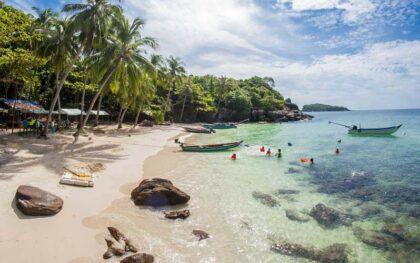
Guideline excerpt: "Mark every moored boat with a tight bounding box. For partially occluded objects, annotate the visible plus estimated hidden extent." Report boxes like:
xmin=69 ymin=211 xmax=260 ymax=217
xmin=183 ymin=126 xmax=214 ymax=134
xmin=202 ymin=123 xmax=237 ymax=129
xmin=179 ymin=141 xmax=243 ymax=152
xmin=348 ymin=125 xmax=402 ymax=135
xmin=329 ymin=121 xmax=402 ymax=135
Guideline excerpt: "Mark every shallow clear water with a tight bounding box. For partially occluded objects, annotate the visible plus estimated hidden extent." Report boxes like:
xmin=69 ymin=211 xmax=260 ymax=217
xmin=177 ymin=109 xmax=420 ymax=262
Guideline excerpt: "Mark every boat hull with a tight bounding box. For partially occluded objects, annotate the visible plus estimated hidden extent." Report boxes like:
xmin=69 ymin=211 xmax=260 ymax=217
xmin=183 ymin=127 xmax=213 ymax=134
xmin=181 ymin=141 xmax=242 ymax=152
xmin=348 ymin=125 xmax=402 ymax=135
xmin=202 ymin=123 xmax=237 ymax=129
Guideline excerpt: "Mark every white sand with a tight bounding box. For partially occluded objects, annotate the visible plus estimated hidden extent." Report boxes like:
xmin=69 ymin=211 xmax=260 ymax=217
xmin=0 ymin=125 xmax=182 ymax=263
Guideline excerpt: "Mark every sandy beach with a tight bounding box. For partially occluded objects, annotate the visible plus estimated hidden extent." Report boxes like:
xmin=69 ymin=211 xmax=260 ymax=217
xmin=0 ymin=125 xmax=184 ymax=262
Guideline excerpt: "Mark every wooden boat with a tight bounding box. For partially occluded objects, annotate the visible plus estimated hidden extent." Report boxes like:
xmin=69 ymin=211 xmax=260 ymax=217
xmin=180 ymin=141 xmax=243 ymax=152
xmin=183 ymin=126 xmax=214 ymax=134
xmin=329 ymin=121 xmax=402 ymax=135
xmin=202 ymin=123 xmax=237 ymax=129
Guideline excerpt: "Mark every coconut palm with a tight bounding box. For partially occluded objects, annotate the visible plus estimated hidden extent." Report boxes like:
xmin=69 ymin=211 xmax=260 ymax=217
xmin=62 ymin=0 xmax=123 ymax=54
xmin=74 ymin=16 xmax=156 ymax=137
xmin=164 ymin=56 xmax=185 ymax=117
xmin=36 ymin=18 xmax=78 ymax=135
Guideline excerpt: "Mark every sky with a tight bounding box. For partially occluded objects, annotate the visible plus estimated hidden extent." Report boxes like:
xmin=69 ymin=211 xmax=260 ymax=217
xmin=6 ymin=0 xmax=420 ymax=110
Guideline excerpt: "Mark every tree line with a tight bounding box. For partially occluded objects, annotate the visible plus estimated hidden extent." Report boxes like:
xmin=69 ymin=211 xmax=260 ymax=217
xmin=0 ymin=1 xmax=287 ymax=137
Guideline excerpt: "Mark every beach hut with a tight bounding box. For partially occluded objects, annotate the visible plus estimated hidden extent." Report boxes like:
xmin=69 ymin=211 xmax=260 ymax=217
xmin=91 ymin=110 xmax=111 ymax=124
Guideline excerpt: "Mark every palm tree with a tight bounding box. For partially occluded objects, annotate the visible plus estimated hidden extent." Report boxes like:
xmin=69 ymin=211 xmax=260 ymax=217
xmin=164 ymin=56 xmax=185 ymax=117
xmin=178 ymin=79 xmax=193 ymax=122
xmin=74 ymin=16 xmax=156 ymax=137
xmin=62 ymin=0 xmax=123 ymax=54
xmin=32 ymin=7 xmax=58 ymax=30
xmin=36 ymin=18 xmax=78 ymax=135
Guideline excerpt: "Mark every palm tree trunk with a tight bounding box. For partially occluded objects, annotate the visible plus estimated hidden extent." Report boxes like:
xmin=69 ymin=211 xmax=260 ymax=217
xmin=179 ymin=95 xmax=187 ymax=122
xmin=75 ymin=62 xmax=118 ymax=139
xmin=79 ymin=77 xmax=86 ymax=126
xmin=57 ymin=93 xmax=62 ymax=130
xmin=133 ymin=104 xmax=143 ymax=128
xmin=118 ymin=107 xmax=129 ymax=129
xmin=94 ymin=93 xmax=103 ymax=127
xmin=44 ymin=68 xmax=71 ymax=136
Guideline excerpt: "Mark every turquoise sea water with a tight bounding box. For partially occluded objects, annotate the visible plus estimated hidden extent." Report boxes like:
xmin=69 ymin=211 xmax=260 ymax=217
xmin=175 ymin=109 xmax=420 ymax=262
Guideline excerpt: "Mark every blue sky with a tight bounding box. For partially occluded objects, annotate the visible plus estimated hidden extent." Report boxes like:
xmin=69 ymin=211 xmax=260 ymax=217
xmin=6 ymin=0 xmax=420 ymax=109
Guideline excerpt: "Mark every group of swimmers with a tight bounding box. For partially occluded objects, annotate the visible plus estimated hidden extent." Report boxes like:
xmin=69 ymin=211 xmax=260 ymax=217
xmin=230 ymin=141 xmax=342 ymax=163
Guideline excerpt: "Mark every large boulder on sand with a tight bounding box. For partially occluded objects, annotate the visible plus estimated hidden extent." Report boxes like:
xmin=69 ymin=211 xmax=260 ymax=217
xmin=310 ymin=203 xmax=340 ymax=227
xmin=131 ymin=178 xmax=190 ymax=207
xmin=15 ymin=185 xmax=63 ymax=216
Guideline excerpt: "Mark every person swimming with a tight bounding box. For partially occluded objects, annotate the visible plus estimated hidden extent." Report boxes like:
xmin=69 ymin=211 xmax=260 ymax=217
xmin=230 ymin=153 xmax=237 ymax=160
xmin=266 ymin=148 xmax=272 ymax=156
xmin=310 ymin=158 xmax=314 ymax=165
xmin=277 ymin=149 xmax=282 ymax=158
xmin=288 ymin=142 xmax=293 ymax=146
xmin=337 ymin=139 xmax=342 ymax=143
xmin=336 ymin=148 xmax=340 ymax=155
xmin=260 ymin=146 xmax=265 ymax=152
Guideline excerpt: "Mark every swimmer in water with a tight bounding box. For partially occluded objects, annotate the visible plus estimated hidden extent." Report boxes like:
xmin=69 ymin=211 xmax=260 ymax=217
xmin=230 ymin=153 xmax=237 ymax=160
xmin=277 ymin=149 xmax=282 ymax=158
xmin=336 ymin=148 xmax=340 ymax=155
xmin=266 ymin=148 xmax=272 ymax=156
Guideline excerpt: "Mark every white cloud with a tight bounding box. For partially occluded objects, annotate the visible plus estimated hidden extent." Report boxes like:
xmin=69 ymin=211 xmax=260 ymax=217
xmin=188 ymin=41 xmax=420 ymax=110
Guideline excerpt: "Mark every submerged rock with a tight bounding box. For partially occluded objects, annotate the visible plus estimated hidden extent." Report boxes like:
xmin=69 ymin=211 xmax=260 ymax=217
xmin=275 ymin=189 xmax=300 ymax=195
xmin=353 ymin=227 xmax=395 ymax=250
xmin=15 ymin=185 xmax=63 ymax=216
xmin=131 ymin=178 xmax=190 ymax=207
xmin=252 ymin=192 xmax=279 ymax=207
xmin=285 ymin=209 xmax=310 ymax=222
xmin=271 ymin=240 xmax=348 ymax=263
xmin=310 ymin=203 xmax=340 ymax=227
xmin=382 ymin=224 xmax=410 ymax=241
xmin=164 ymin=209 xmax=190 ymax=220
xmin=192 ymin=230 xmax=210 ymax=241
xmin=120 ymin=253 xmax=154 ymax=263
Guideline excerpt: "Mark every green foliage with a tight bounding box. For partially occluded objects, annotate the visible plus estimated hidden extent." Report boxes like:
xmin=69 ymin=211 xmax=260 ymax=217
xmin=152 ymin=110 xmax=164 ymax=124
xmin=223 ymin=89 xmax=252 ymax=115
xmin=0 ymin=4 xmax=42 ymax=87
xmin=302 ymin=103 xmax=350 ymax=112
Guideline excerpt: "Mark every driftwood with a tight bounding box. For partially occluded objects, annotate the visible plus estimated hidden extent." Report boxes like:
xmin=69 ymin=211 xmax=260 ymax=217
xmin=108 ymin=227 xmax=138 ymax=253
xmin=103 ymin=238 xmax=126 ymax=259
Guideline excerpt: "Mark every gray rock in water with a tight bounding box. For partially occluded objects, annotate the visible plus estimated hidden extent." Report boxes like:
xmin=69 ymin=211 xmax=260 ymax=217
xmin=285 ymin=209 xmax=310 ymax=222
xmin=164 ymin=209 xmax=190 ymax=220
xmin=131 ymin=178 xmax=190 ymax=207
xmin=15 ymin=185 xmax=63 ymax=216
xmin=310 ymin=203 xmax=340 ymax=227
xmin=271 ymin=240 xmax=348 ymax=263
xmin=252 ymin=192 xmax=279 ymax=207
xmin=275 ymin=189 xmax=300 ymax=195
xmin=120 ymin=253 xmax=154 ymax=263
xmin=192 ymin=230 xmax=210 ymax=241
xmin=353 ymin=227 xmax=395 ymax=250
xmin=382 ymin=224 xmax=410 ymax=241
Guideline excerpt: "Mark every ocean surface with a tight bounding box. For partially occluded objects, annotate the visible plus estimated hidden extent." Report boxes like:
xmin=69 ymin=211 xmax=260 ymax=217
xmin=170 ymin=109 xmax=420 ymax=262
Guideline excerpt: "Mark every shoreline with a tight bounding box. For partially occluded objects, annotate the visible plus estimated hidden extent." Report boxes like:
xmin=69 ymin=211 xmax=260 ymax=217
xmin=82 ymin=131 xmax=243 ymax=262
xmin=0 ymin=125 xmax=183 ymax=262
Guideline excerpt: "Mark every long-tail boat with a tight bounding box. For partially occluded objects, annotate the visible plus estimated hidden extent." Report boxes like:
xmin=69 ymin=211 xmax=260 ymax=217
xmin=180 ymin=141 xmax=243 ymax=152
xmin=202 ymin=123 xmax=237 ymax=129
xmin=183 ymin=126 xmax=214 ymax=134
xmin=329 ymin=121 xmax=402 ymax=135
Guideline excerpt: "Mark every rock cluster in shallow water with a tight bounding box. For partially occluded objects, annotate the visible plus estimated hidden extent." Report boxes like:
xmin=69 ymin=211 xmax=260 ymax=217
xmin=310 ymin=203 xmax=340 ymax=227
xmin=271 ymin=240 xmax=348 ymax=263
xmin=252 ymin=191 xmax=279 ymax=207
